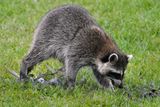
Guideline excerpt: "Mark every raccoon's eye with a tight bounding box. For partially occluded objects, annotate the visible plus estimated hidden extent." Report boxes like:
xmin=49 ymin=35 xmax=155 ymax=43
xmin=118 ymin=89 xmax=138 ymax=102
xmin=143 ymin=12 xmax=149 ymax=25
xmin=109 ymin=53 xmax=118 ymax=64
xmin=101 ymin=55 xmax=109 ymax=63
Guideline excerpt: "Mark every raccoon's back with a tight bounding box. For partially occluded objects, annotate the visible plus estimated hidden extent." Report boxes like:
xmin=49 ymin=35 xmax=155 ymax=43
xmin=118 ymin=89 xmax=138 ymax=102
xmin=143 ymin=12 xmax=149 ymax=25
xmin=34 ymin=5 xmax=95 ymax=44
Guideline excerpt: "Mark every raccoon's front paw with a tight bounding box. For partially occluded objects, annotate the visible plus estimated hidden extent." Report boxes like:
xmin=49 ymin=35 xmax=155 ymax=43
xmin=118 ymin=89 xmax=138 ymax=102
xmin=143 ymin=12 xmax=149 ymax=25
xmin=19 ymin=73 xmax=29 ymax=82
xmin=64 ymin=79 xmax=75 ymax=89
xmin=100 ymin=78 xmax=115 ymax=91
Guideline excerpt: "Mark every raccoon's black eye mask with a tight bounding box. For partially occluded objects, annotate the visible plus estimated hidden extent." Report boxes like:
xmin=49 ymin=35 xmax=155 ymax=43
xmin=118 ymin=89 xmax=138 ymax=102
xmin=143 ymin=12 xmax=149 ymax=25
xmin=106 ymin=71 xmax=122 ymax=80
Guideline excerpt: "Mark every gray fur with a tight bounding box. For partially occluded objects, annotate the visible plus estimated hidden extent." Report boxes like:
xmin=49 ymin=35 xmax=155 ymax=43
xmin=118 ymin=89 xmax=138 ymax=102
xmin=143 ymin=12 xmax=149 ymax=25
xmin=20 ymin=5 xmax=130 ymax=88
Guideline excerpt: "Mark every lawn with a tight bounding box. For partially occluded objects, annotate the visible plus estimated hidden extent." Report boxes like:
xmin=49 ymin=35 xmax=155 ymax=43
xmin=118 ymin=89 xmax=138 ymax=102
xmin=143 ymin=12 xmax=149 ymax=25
xmin=0 ymin=0 xmax=160 ymax=106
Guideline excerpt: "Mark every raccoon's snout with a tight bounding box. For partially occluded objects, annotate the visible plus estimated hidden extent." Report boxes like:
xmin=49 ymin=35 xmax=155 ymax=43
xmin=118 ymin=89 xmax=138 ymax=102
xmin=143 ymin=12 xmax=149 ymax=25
xmin=106 ymin=71 xmax=123 ymax=88
xmin=111 ymin=79 xmax=123 ymax=88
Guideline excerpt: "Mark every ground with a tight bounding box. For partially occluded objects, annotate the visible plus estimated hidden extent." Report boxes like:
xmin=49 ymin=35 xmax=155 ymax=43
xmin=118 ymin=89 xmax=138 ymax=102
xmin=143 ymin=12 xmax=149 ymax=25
xmin=0 ymin=0 xmax=160 ymax=106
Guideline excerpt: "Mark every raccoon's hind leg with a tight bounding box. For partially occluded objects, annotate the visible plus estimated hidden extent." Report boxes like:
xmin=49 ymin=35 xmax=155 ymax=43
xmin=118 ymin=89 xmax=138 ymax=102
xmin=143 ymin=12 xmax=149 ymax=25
xmin=20 ymin=46 xmax=52 ymax=80
xmin=64 ymin=58 xmax=80 ymax=88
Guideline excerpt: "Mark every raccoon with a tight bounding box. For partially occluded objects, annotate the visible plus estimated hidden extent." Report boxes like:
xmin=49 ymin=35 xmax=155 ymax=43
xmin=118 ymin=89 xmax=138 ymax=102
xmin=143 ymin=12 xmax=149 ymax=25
xmin=20 ymin=5 xmax=132 ymax=89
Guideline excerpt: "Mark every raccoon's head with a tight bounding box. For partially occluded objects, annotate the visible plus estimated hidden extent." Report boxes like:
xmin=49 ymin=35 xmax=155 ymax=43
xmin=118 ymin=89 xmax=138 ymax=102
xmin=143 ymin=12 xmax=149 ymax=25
xmin=96 ymin=52 xmax=133 ymax=88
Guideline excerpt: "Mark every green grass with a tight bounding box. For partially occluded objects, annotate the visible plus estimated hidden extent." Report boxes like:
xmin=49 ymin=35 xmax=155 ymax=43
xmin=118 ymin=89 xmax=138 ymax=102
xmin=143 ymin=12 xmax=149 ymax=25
xmin=0 ymin=0 xmax=160 ymax=106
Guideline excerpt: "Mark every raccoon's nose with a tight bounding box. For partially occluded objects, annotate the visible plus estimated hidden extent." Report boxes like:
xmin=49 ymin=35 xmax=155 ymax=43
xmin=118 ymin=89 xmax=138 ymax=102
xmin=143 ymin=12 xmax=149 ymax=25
xmin=111 ymin=79 xmax=123 ymax=88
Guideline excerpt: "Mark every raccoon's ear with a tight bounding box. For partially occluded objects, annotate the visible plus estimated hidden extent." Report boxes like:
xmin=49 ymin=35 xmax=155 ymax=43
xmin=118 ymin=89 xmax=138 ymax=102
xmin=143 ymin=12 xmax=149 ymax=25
xmin=109 ymin=53 xmax=118 ymax=64
xmin=127 ymin=55 xmax=133 ymax=61
xmin=91 ymin=25 xmax=104 ymax=35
